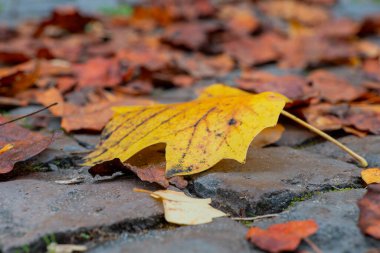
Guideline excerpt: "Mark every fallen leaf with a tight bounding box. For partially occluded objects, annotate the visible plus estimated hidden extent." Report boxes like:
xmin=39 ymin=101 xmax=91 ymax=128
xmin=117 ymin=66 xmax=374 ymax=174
xmin=162 ymin=22 xmax=218 ymax=50
xmin=279 ymin=35 xmax=357 ymax=69
xmin=84 ymin=84 xmax=288 ymax=177
xmin=358 ymin=184 xmax=380 ymax=239
xmin=36 ymin=88 xmax=152 ymax=132
xmin=139 ymin=189 xmax=227 ymax=225
xmin=0 ymin=117 xmax=53 ymax=174
xmin=236 ymin=70 xmax=313 ymax=101
xmin=246 ymin=220 xmax=319 ymax=253
xmin=0 ymin=61 xmax=40 ymax=96
xmin=47 ymin=243 xmax=87 ymax=253
xmin=33 ymin=6 xmax=96 ymax=37
xmin=174 ymin=53 xmax=234 ymax=79
xmin=258 ymin=0 xmax=330 ymax=26
xmin=363 ymin=59 xmax=380 ymax=82
xmin=307 ymin=70 xmax=364 ymax=103
xmin=223 ymin=33 xmax=284 ymax=67
xmin=74 ymin=57 xmax=124 ymax=89
xmin=219 ymin=4 xmax=259 ymax=35
xmin=89 ymin=145 xmax=188 ymax=189
xmin=361 ymin=168 xmax=380 ymax=185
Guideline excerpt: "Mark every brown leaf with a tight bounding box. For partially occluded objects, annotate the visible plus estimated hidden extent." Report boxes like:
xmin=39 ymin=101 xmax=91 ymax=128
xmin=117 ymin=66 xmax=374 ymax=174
xmin=307 ymin=70 xmax=364 ymax=103
xmin=246 ymin=220 xmax=319 ymax=253
xmin=358 ymin=184 xmax=380 ymax=239
xmin=33 ymin=6 xmax=96 ymax=37
xmin=279 ymin=35 xmax=357 ymax=69
xmin=258 ymin=0 xmax=330 ymax=26
xmin=0 ymin=117 xmax=53 ymax=174
xmin=344 ymin=104 xmax=380 ymax=135
xmin=74 ymin=57 xmax=124 ymax=89
xmin=163 ymin=22 xmax=219 ymax=50
xmin=223 ymin=33 xmax=284 ymax=67
xmin=0 ymin=61 xmax=40 ymax=96
xmin=174 ymin=53 xmax=234 ymax=79
xmin=363 ymin=59 xmax=380 ymax=82
xmin=236 ymin=70 xmax=313 ymax=101
xmin=89 ymin=145 xmax=188 ymax=189
xmin=219 ymin=4 xmax=259 ymax=35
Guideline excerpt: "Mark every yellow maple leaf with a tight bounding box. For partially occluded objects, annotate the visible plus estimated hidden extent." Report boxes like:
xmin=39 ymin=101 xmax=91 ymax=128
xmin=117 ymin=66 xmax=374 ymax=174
xmin=84 ymin=84 xmax=289 ymax=177
xmin=361 ymin=168 xmax=380 ymax=185
xmin=135 ymin=188 xmax=227 ymax=225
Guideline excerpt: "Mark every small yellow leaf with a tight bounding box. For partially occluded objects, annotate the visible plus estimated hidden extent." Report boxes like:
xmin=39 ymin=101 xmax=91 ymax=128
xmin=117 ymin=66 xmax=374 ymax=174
xmin=151 ymin=189 xmax=227 ymax=225
xmin=361 ymin=168 xmax=380 ymax=184
xmin=0 ymin=144 xmax=14 ymax=155
xmin=84 ymin=84 xmax=289 ymax=177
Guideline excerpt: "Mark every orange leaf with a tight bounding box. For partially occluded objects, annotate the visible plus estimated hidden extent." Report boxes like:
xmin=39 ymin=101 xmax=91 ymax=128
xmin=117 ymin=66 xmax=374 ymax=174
xmin=246 ymin=220 xmax=319 ymax=253
xmin=361 ymin=168 xmax=380 ymax=185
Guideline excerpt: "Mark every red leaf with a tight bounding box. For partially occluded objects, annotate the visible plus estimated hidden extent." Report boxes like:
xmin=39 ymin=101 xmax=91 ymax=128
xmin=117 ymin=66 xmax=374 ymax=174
xmin=246 ymin=220 xmax=319 ymax=253
xmin=358 ymin=184 xmax=380 ymax=239
xmin=0 ymin=117 xmax=53 ymax=174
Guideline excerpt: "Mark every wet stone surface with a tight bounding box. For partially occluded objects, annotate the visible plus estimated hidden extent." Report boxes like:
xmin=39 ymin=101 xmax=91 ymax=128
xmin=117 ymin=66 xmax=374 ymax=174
xmin=304 ymin=135 xmax=380 ymax=167
xmin=89 ymin=218 xmax=255 ymax=253
xmin=0 ymin=171 xmax=163 ymax=253
xmin=254 ymin=189 xmax=380 ymax=253
xmin=191 ymin=146 xmax=362 ymax=216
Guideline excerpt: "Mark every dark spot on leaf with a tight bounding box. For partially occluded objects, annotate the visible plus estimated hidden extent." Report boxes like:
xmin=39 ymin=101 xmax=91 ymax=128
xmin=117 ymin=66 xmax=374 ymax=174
xmin=228 ymin=118 xmax=237 ymax=125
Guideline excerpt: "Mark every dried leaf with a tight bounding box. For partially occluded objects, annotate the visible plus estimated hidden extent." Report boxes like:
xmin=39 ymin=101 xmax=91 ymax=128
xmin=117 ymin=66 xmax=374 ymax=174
xmin=259 ymin=0 xmax=330 ymax=26
xmin=0 ymin=61 xmax=40 ymax=96
xmin=358 ymin=184 xmax=380 ymax=240
xmin=246 ymin=220 xmax=319 ymax=253
xmin=89 ymin=146 xmax=188 ymax=189
xmin=145 ymin=189 xmax=227 ymax=225
xmin=74 ymin=57 xmax=124 ymax=89
xmin=307 ymin=70 xmax=364 ymax=103
xmin=84 ymin=84 xmax=288 ymax=177
xmin=0 ymin=117 xmax=53 ymax=174
xmin=34 ymin=6 xmax=96 ymax=37
xmin=236 ymin=70 xmax=313 ymax=101
xmin=361 ymin=168 xmax=380 ymax=185
xmin=223 ymin=33 xmax=284 ymax=67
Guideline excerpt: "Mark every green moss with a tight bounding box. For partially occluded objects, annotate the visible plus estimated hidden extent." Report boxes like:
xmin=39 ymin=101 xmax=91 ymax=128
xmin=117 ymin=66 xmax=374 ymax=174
xmin=79 ymin=232 xmax=91 ymax=240
xmin=239 ymin=220 xmax=254 ymax=228
xmin=42 ymin=234 xmax=56 ymax=246
xmin=288 ymin=192 xmax=315 ymax=208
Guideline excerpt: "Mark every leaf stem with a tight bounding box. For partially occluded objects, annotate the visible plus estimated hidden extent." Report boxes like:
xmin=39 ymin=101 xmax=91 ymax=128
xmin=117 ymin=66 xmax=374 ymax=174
xmin=304 ymin=237 xmax=323 ymax=253
xmin=281 ymin=110 xmax=368 ymax=168
xmin=0 ymin=102 xmax=58 ymax=127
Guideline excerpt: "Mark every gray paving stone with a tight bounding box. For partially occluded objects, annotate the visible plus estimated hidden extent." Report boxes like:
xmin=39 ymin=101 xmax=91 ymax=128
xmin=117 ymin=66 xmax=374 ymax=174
xmin=254 ymin=189 xmax=380 ymax=253
xmin=191 ymin=147 xmax=362 ymax=217
xmin=0 ymin=172 xmax=163 ymax=253
xmin=89 ymin=218 xmax=255 ymax=253
xmin=304 ymin=135 xmax=380 ymax=167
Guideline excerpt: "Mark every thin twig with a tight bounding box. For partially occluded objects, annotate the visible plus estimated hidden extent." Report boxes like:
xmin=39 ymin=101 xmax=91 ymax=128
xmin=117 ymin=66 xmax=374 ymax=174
xmin=232 ymin=213 xmax=279 ymax=221
xmin=0 ymin=102 xmax=58 ymax=127
xmin=281 ymin=110 xmax=368 ymax=168
xmin=304 ymin=237 xmax=323 ymax=253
